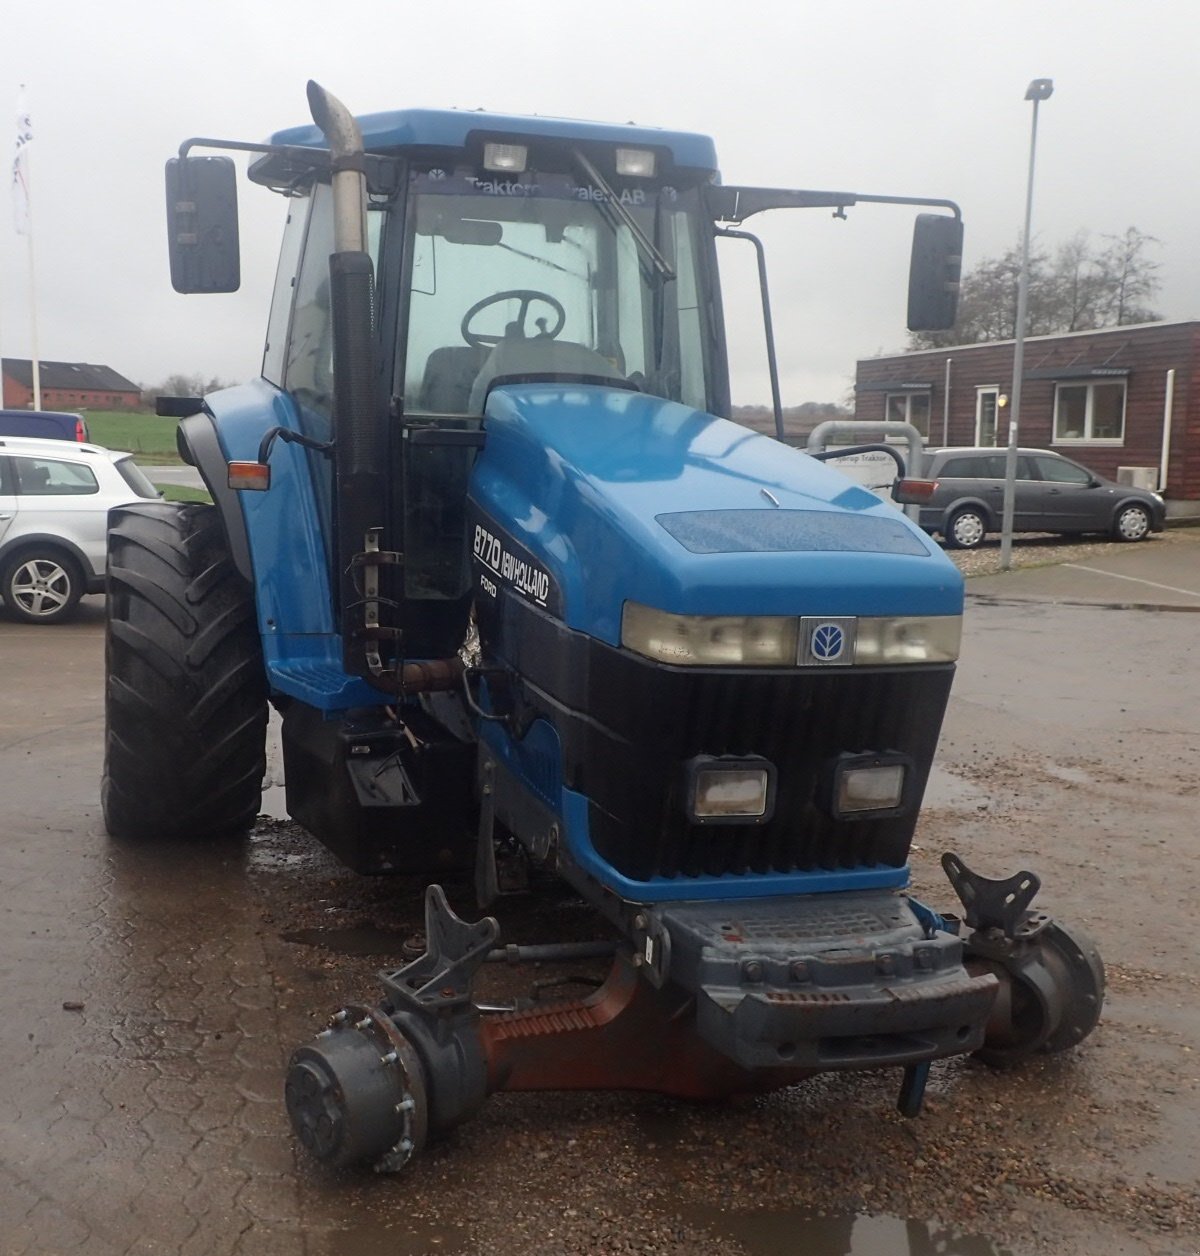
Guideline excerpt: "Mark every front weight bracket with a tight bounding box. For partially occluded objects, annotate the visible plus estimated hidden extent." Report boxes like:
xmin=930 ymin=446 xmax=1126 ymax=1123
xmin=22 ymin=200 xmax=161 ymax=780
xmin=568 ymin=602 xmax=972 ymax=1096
xmin=942 ymin=852 xmax=1050 ymax=941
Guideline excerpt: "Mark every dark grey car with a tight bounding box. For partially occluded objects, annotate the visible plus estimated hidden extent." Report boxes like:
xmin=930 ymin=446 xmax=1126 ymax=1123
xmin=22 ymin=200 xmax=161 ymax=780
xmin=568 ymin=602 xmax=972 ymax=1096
xmin=917 ymin=447 xmax=1166 ymax=549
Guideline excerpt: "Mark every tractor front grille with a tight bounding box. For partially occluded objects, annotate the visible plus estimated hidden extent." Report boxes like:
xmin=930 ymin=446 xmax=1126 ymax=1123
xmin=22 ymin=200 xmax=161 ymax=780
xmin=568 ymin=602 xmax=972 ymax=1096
xmin=491 ymin=596 xmax=955 ymax=889
xmin=580 ymin=666 xmax=954 ymax=883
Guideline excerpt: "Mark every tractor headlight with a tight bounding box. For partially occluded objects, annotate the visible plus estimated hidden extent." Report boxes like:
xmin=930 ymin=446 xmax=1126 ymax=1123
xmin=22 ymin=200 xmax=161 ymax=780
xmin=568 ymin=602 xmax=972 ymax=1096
xmin=686 ymin=756 xmax=776 ymax=824
xmin=853 ymin=615 xmax=961 ymax=665
xmin=622 ymin=603 xmax=798 ymax=666
xmin=825 ymin=752 xmax=911 ymax=819
xmin=622 ymin=603 xmax=960 ymax=668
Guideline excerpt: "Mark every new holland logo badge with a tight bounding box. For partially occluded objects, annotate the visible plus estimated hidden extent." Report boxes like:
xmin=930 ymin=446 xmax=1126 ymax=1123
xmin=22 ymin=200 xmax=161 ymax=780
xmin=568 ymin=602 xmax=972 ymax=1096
xmin=800 ymin=617 xmax=857 ymax=666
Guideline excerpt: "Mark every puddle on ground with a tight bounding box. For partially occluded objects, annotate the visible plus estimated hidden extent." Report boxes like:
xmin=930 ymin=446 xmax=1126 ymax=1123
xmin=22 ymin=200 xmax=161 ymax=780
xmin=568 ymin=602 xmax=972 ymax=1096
xmin=313 ymin=1218 xmax=466 ymax=1255
xmin=689 ymin=1205 xmax=1012 ymax=1256
xmin=282 ymin=924 xmax=413 ymax=956
xmin=921 ymin=765 xmax=992 ymax=811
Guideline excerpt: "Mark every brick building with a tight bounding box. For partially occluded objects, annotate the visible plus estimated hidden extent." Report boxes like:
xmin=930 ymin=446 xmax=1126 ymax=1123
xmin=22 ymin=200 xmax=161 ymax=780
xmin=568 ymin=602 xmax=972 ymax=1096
xmin=854 ymin=320 xmax=1200 ymax=514
xmin=1 ymin=358 xmax=141 ymax=411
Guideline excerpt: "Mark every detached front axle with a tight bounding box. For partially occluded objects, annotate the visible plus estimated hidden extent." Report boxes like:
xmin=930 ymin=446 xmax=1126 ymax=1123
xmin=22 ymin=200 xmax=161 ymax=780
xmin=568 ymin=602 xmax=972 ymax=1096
xmin=286 ymin=859 xmax=1104 ymax=1172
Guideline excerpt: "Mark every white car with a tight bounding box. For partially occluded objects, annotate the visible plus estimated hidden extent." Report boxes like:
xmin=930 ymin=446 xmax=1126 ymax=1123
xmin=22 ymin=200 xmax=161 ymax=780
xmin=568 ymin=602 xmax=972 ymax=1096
xmin=0 ymin=436 xmax=161 ymax=624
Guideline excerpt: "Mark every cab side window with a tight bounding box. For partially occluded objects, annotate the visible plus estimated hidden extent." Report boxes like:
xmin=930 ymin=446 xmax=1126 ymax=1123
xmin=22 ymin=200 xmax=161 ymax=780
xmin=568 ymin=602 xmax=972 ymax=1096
xmin=284 ymin=184 xmax=386 ymax=430
xmin=284 ymin=183 xmax=337 ymax=427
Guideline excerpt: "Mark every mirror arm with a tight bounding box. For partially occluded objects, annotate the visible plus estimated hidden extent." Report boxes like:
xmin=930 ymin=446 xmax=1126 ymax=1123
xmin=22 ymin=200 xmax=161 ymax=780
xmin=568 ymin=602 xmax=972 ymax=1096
xmin=846 ymin=193 xmax=961 ymax=220
xmin=179 ymin=136 xmax=324 ymax=164
xmin=712 ymin=185 xmax=961 ymax=225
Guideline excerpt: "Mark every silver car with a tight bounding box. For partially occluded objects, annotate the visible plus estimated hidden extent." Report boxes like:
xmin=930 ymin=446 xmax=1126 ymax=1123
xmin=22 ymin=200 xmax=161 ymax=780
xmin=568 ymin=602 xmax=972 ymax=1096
xmin=917 ymin=446 xmax=1166 ymax=550
xmin=0 ymin=436 xmax=160 ymax=623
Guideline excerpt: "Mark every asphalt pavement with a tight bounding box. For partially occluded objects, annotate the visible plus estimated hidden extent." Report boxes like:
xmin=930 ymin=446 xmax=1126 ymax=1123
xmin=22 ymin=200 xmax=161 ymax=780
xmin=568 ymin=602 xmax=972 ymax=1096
xmin=1 ymin=533 xmax=1197 ymax=1256
xmin=964 ymin=530 xmax=1200 ymax=608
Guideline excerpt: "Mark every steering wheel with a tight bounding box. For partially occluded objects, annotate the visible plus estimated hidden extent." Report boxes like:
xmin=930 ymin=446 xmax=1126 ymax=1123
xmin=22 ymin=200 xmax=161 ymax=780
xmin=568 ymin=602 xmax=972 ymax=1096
xmin=461 ymin=289 xmax=566 ymax=348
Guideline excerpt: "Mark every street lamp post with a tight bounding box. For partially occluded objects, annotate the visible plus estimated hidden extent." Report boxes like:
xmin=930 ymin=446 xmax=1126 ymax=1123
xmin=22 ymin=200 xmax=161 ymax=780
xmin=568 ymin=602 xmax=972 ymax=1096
xmin=999 ymin=77 xmax=1054 ymax=570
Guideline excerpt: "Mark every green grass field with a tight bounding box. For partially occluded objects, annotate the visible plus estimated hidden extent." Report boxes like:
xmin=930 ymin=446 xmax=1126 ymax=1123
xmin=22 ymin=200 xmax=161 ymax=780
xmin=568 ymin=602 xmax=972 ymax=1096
xmin=84 ymin=411 xmax=182 ymax=464
xmin=157 ymin=484 xmax=213 ymax=504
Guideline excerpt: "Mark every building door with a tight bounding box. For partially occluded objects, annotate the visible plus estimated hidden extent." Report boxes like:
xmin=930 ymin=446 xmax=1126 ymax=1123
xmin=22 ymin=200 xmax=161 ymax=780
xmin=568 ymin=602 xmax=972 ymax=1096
xmin=975 ymin=388 xmax=1000 ymax=446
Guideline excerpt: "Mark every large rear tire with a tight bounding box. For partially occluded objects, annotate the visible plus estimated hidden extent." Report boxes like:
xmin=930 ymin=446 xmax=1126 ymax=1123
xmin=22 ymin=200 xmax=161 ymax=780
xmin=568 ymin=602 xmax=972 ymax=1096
xmin=102 ymin=502 xmax=268 ymax=840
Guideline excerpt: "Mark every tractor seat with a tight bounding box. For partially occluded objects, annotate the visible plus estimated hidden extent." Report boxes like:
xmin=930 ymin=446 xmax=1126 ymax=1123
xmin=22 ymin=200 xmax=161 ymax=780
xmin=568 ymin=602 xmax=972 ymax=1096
xmin=417 ymin=346 xmax=490 ymax=415
xmin=467 ymin=337 xmax=624 ymax=412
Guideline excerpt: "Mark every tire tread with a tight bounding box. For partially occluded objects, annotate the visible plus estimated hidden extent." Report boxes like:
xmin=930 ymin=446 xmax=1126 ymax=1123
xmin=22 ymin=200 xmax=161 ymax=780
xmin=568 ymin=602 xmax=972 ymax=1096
xmin=102 ymin=502 xmax=267 ymax=840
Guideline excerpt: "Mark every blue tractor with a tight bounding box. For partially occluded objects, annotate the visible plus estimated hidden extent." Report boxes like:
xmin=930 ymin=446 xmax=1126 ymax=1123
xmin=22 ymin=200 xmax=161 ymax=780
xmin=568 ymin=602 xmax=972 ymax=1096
xmin=103 ymin=83 xmax=1103 ymax=1170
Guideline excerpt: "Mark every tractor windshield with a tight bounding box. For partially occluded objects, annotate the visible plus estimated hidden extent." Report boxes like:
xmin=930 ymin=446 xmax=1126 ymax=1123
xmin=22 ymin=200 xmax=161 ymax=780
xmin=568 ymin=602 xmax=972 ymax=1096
xmin=400 ymin=167 xmax=716 ymax=416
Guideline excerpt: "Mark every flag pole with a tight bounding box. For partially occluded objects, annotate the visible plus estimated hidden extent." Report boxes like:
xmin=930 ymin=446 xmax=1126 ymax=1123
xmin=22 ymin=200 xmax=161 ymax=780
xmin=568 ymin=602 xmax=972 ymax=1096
xmin=25 ymin=184 xmax=41 ymax=411
xmin=13 ymin=85 xmax=41 ymax=410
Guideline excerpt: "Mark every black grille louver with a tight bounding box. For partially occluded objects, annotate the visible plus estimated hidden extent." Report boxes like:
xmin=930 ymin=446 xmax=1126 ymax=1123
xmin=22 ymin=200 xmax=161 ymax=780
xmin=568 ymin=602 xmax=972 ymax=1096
xmin=489 ymin=595 xmax=954 ymax=886
xmin=584 ymin=668 xmax=952 ymax=882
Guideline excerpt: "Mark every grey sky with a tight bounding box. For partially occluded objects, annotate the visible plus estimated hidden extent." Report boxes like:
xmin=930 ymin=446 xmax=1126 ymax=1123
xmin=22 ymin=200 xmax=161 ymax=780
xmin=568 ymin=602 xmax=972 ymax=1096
xmin=1 ymin=0 xmax=1196 ymax=406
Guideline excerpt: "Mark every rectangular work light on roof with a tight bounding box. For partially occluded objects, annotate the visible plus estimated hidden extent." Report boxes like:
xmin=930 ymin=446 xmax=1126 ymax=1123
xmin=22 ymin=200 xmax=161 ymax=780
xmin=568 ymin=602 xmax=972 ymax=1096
xmin=615 ymin=148 xmax=656 ymax=178
xmin=482 ymin=143 xmax=528 ymax=173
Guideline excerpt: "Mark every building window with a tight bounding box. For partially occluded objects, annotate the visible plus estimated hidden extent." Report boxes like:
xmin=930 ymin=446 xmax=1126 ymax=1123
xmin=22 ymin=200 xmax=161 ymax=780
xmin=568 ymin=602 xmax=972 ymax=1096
xmin=1054 ymin=381 xmax=1125 ymax=443
xmin=885 ymin=391 xmax=930 ymax=437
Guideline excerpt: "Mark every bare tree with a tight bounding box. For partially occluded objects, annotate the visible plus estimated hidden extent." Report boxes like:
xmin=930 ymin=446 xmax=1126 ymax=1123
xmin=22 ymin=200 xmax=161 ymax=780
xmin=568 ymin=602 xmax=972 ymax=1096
xmin=1094 ymin=227 xmax=1161 ymax=326
xmin=140 ymin=372 xmax=237 ymax=405
xmin=1048 ymin=232 xmax=1104 ymax=332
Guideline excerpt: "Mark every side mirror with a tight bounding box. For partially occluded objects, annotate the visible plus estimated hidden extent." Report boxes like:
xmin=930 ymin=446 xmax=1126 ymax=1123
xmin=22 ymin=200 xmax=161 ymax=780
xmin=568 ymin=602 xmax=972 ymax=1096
xmin=907 ymin=214 xmax=963 ymax=331
xmin=165 ymin=156 xmax=240 ymax=293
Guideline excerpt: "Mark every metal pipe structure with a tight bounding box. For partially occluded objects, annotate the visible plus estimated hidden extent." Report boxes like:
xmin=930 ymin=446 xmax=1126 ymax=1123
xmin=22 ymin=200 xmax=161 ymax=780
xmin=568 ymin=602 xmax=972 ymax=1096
xmin=942 ymin=357 xmax=952 ymax=446
xmin=1160 ymin=368 xmax=1175 ymax=493
xmin=1000 ymin=78 xmax=1054 ymax=571
xmin=807 ymin=419 xmax=926 ymax=521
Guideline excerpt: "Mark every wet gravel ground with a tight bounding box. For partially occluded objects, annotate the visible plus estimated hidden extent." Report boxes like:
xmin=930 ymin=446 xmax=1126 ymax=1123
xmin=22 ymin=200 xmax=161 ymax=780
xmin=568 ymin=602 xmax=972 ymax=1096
xmin=3 ymin=532 xmax=1198 ymax=1256
xmin=941 ymin=525 xmax=1196 ymax=578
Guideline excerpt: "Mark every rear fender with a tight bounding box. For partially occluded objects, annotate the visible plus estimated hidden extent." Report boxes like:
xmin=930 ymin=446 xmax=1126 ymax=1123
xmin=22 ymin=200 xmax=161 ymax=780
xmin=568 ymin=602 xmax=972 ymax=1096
xmin=176 ymin=411 xmax=253 ymax=581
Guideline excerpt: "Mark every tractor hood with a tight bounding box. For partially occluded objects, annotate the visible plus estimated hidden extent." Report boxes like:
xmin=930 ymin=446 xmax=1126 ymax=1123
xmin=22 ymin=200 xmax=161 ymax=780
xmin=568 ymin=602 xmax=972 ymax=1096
xmin=469 ymin=384 xmax=962 ymax=647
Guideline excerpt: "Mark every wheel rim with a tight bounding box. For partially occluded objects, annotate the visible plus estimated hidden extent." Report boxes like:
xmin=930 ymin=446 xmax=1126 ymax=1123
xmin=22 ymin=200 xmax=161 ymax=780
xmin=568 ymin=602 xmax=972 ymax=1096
xmin=9 ymin=558 xmax=73 ymax=618
xmin=952 ymin=512 xmax=985 ymax=547
xmin=1117 ymin=507 xmax=1149 ymax=541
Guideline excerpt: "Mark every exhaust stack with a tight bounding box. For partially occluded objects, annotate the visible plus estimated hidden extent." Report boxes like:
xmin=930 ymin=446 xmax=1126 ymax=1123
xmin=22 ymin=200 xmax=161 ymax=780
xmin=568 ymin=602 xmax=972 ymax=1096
xmin=306 ymin=82 xmax=395 ymax=683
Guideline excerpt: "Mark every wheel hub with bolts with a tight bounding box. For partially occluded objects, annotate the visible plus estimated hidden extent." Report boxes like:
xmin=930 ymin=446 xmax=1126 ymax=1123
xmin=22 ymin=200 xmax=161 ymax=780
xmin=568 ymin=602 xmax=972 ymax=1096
xmin=285 ymin=1003 xmax=428 ymax=1171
